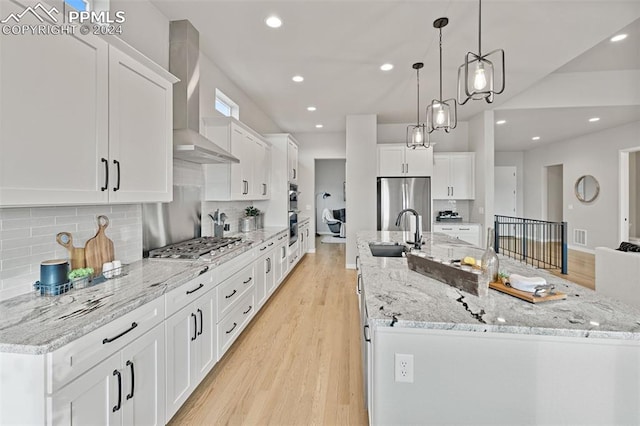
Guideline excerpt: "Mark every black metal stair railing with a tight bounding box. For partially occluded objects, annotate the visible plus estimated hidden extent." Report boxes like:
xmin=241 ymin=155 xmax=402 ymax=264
xmin=494 ymin=215 xmax=568 ymax=274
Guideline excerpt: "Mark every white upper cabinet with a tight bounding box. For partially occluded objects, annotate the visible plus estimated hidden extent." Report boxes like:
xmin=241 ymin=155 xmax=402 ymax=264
xmin=108 ymin=47 xmax=173 ymax=203
xmin=432 ymin=153 xmax=475 ymax=200
xmin=288 ymin=138 xmax=299 ymax=183
xmin=203 ymin=118 xmax=271 ymax=201
xmin=377 ymin=145 xmax=434 ymax=177
xmin=0 ymin=1 xmax=177 ymax=207
xmin=0 ymin=4 xmax=109 ymax=206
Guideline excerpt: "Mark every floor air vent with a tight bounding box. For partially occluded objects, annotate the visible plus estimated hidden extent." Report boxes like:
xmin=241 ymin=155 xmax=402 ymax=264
xmin=574 ymin=229 xmax=587 ymax=246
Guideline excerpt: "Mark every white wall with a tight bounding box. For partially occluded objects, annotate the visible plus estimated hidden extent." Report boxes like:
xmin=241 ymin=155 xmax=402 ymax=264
xmin=199 ymin=54 xmax=280 ymax=135
xmin=110 ymin=0 xmax=169 ymax=69
xmin=631 ymin=152 xmax=640 ymax=240
xmin=468 ymin=111 xmax=495 ymax=247
xmin=294 ymin=132 xmax=346 ymax=252
xmin=346 ymin=115 xmax=377 ymax=268
xmin=315 ymin=160 xmax=346 ymax=234
xmin=523 ymin=120 xmax=640 ymax=250
xmin=546 ymin=165 xmax=564 ymax=222
xmin=495 ymin=151 xmax=524 ymax=218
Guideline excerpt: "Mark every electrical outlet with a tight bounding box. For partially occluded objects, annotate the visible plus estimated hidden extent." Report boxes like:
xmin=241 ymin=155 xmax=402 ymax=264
xmin=395 ymin=353 xmax=414 ymax=383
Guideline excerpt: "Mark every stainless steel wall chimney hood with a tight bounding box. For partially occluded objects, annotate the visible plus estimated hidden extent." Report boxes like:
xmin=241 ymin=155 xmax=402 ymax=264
xmin=170 ymin=20 xmax=239 ymax=164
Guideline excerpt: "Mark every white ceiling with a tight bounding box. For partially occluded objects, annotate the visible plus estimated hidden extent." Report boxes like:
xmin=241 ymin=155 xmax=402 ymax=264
xmin=150 ymin=0 xmax=640 ymax=151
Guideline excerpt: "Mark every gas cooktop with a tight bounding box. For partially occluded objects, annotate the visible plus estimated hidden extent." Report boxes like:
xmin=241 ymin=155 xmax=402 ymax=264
xmin=148 ymin=236 xmax=252 ymax=260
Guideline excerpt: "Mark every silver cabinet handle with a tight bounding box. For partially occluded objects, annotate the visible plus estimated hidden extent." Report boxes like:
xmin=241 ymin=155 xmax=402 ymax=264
xmin=363 ymin=324 xmax=371 ymax=342
xmin=263 ymin=183 xmax=267 ymax=196
xmin=451 ymin=186 xmax=454 ymax=197
xmin=406 ymin=163 xmax=409 ymax=174
xmin=357 ymin=274 xmax=362 ymax=295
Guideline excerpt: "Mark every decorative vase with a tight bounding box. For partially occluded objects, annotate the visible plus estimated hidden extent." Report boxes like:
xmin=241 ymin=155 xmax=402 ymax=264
xmin=481 ymin=227 xmax=500 ymax=283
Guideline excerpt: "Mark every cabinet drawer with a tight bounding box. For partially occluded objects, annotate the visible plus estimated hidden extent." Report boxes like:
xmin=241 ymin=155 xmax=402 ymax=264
xmin=214 ymin=248 xmax=256 ymax=284
xmin=217 ymin=290 xmax=255 ymax=358
xmin=165 ymin=268 xmax=215 ymax=317
xmin=50 ymin=296 xmax=164 ymax=392
xmin=216 ymin=263 xmax=255 ymax=322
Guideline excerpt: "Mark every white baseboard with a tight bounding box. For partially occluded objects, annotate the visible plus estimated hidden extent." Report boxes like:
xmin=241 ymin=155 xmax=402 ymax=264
xmin=346 ymin=263 xmax=356 ymax=270
xmin=568 ymin=245 xmax=595 ymax=255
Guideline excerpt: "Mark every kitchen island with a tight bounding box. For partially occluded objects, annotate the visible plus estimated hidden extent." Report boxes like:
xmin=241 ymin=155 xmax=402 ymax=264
xmin=357 ymin=231 xmax=640 ymax=425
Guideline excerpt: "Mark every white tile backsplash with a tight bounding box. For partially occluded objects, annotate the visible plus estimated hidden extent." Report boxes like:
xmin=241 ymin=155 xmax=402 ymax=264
xmin=202 ymin=202 xmax=254 ymax=236
xmin=0 ymin=204 xmax=142 ymax=302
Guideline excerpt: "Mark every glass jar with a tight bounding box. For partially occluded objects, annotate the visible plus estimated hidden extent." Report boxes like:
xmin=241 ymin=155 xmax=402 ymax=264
xmin=481 ymin=227 xmax=500 ymax=283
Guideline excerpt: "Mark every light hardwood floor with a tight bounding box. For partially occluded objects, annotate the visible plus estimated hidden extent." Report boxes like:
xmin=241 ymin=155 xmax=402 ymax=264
xmin=168 ymin=238 xmax=368 ymax=425
xmin=549 ymin=249 xmax=595 ymax=290
xmin=498 ymin=237 xmax=595 ymax=289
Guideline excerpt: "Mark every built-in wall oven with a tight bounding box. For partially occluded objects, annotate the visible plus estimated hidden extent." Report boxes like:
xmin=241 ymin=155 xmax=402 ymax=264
xmin=289 ymin=211 xmax=298 ymax=246
xmin=289 ymin=183 xmax=299 ymax=211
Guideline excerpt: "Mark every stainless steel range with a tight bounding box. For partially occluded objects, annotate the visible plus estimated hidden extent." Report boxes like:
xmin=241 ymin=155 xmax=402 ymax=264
xmin=148 ymin=236 xmax=252 ymax=260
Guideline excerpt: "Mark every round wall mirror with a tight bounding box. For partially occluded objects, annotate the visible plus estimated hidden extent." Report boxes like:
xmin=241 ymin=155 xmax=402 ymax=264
xmin=575 ymin=175 xmax=600 ymax=203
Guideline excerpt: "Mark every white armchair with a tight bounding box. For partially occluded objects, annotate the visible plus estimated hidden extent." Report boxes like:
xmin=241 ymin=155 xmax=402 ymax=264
xmin=595 ymin=247 xmax=640 ymax=309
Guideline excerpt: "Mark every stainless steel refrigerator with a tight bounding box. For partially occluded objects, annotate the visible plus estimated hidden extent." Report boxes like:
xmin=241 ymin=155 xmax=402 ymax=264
xmin=377 ymin=177 xmax=431 ymax=232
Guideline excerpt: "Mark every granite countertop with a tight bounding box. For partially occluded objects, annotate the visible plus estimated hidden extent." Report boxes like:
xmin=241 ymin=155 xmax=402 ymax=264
xmin=299 ymin=216 xmax=310 ymax=225
xmin=0 ymin=227 xmax=288 ymax=355
xmin=358 ymin=231 xmax=640 ymax=341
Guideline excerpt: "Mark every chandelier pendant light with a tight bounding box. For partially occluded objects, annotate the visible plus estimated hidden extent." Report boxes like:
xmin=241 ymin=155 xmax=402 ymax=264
xmin=427 ymin=17 xmax=457 ymax=134
xmin=406 ymin=62 xmax=430 ymax=148
xmin=457 ymin=0 xmax=505 ymax=105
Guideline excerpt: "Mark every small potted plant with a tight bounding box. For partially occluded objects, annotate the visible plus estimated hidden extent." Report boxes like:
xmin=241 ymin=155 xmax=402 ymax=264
xmin=68 ymin=267 xmax=94 ymax=289
xmin=242 ymin=206 xmax=261 ymax=231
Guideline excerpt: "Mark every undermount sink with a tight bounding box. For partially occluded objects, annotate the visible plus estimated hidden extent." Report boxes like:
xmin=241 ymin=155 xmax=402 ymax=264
xmin=369 ymin=242 xmax=407 ymax=257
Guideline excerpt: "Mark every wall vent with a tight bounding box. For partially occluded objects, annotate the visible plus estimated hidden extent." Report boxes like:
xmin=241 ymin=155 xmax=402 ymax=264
xmin=574 ymin=229 xmax=587 ymax=246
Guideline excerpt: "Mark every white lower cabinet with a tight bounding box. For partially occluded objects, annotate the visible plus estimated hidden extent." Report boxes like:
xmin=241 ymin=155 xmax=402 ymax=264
xmin=218 ymin=290 xmax=255 ymax=356
xmin=298 ymin=221 xmax=310 ymax=258
xmin=255 ymin=242 xmax=276 ymax=310
xmin=0 ymin=231 xmax=303 ymax=426
xmin=51 ymin=352 xmax=122 ymax=425
xmin=273 ymin=235 xmax=289 ymax=289
xmin=433 ymin=224 xmax=481 ymax=246
xmin=165 ymin=287 xmax=217 ymax=421
xmin=51 ymin=322 xmax=165 ymax=426
xmin=215 ymin=263 xmax=256 ymax=359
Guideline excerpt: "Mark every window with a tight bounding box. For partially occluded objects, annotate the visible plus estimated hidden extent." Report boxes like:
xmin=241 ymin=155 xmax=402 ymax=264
xmin=215 ymin=89 xmax=239 ymax=119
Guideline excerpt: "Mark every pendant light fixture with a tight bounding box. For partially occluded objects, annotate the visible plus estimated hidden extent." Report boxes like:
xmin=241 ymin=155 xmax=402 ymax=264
xmin=406 ymin=62 xmax=429 ymax=148
xmin=427 ymin=17 xmax=457 ymax=133
xmin=457 ymin=0 xmax=505 ymax=104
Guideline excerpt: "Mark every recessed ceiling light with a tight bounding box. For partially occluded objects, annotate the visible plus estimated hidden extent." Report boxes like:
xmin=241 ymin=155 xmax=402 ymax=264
xmin=532 ymin=136 xmax=541 ymax=141
xmin=380 ymin=63 xmax=394 ymax=71
xmin=292 ymin=75 xmax=304 ymax=83
xmin=265 ymin=15 xmax=282 ymax=28
xmin=496 ymin=120 xmax=506 ymax=125
xmin=307 ymin=106 xmax=317 ymax=112
xmin=610 ymin=34 xmax=627 ymax=42
xmin=315 ymin=124 xmax=323 ymax=129
xmin=589 ymin=117 xmax=600 ymax=122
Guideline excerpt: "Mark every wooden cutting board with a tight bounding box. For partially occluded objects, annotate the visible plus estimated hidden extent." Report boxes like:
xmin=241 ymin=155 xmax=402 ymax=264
xmin=85 ymin=215 xmax=114 ymax=276
xmin=56 ymin=232 xmax=85 ymax=270
xmin=489 ymin=280 xmax=567 ymax=304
